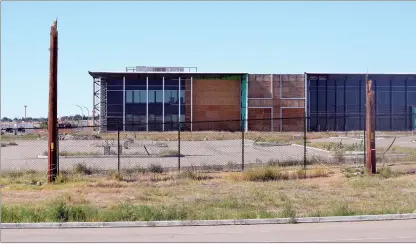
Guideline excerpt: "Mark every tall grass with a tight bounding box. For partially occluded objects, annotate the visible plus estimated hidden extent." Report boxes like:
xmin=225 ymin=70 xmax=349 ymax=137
xmin=242 ymin=166 xmax=329 ymax=181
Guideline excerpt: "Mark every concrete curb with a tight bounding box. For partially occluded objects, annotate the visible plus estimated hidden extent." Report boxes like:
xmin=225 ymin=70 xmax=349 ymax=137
xmin=2 ymin=213 xmax=416 ymax=229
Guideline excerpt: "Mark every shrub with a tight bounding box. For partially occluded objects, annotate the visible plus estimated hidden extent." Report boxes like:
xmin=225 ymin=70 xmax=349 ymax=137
xmin=148 ymin=164 xmax=163 ymax=174
xmin=176 ymin=170 xmax=212 ymax=181
xmin=159 ymin=150 xmax=183 ymax=157
xmin=243 ymin=166 xmax=329 ymax=181
xmin=243 ymin=167 xmax=289 ymax=181
xmin=73 ymin=163 xmax=93 ymax=175
xmin=107 ymin=170 xmax=122 ymax=181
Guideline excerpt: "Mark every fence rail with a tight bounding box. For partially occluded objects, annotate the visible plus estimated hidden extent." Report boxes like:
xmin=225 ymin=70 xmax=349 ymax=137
xmin=1 ymin=116 xmax=415 ymax=175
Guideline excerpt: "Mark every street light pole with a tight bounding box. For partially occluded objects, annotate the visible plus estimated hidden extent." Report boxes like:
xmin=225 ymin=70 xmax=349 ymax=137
xmin=74 ymin=105 xmax=84 ymax=129
xmin=82 ymin=106 xmax=90 ymax=126
xmin=24 ymin=105 xmax=27 ymax=119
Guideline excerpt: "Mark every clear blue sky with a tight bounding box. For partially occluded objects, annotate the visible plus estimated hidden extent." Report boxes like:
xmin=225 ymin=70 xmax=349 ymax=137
xmin=2 ymin=1 xmax=415 ymax=118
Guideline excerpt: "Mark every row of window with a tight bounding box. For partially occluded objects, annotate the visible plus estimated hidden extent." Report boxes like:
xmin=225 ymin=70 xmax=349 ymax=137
xmin=125 ymin=114 xmax=186 ymax=122
xmin=126 ymin=90 xmax=185 ymax=104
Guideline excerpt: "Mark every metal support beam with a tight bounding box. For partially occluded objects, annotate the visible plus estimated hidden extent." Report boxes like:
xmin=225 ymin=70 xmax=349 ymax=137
xmin=178 ymin=77 xmax=181 ymax=130
xmin=344 ymin=77 xmax=347 ymax=131
xmin=270 ymin=74 xmax=274 ymax=132
xmin=100 ymin=79 xmax=107 ymax=132
xmin=123 ymin=76 xmax=126 ymax=132
xmin=190 ymin=76 xmax=193 ymax=131
xmin=405 ymin=78 xmax=408 ymax=130
xmin=325 ymin=78 xmax=328 ymax=130
xmin=93 ymin=77 xmax=102 ymax=131
xmin=390 ymin=77 xmax=393 ymax=130
xmin=146 ymin=76 xmax=149 ymax=132
xmin=334 ymin=79 xmax=338 ymax=130
xmin=245 ymin=74 xmax=249 ymax=132
xmin=162 ymin=77 xmax=165 ymax=132
xmin=93 ymin=79 xmax=96 ymax=127
xmin=279 ymin=74 xmax=282 ymax=131
xmin=304 ymin=73 xmax=308 ymax=131
xmin=365 ymin=77 xmax=376 ymax=174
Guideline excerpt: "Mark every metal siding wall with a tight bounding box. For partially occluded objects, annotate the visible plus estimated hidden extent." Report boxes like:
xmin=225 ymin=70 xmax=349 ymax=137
xmin=308 ymin=74 xmax=416 ymax=131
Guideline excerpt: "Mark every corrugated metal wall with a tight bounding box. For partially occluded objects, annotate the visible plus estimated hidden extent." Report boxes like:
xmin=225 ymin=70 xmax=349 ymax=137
xmin=307 ymin=73 xmax=416 ymax=131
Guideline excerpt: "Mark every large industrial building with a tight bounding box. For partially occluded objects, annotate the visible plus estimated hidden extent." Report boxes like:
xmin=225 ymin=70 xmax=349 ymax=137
xmin=89 ymin=66 xmax=416 ymax=132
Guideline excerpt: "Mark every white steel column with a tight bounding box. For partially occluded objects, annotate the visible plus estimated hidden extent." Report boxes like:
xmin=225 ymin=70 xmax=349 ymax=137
xmin=190 ymin=77 xmax=193 ymax=131
xmin=162 ymin=77 xmax=165 ymax=132
xmin=146 ymin=76 xmax=149 ymax=132
xmin=123 ymin=76 xmax=126 ymax=131
xmin=304 ymin=73 xmax=308 ymax=131
xmin=245 ymin=74 xmax=249 ymax=132
xmin=178 ymin=77 xmax=181 ymax=129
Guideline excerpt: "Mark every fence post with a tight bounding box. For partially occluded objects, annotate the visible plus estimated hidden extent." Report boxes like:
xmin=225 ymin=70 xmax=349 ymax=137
xmin=178 ymin=120 xmax=181 ymax=172
xmin=304 ymin=116 xmax=307 ymax=170
xmin=242 ymin=120 xmax=245 ymax=171
xmin=363 ymin=114 xmax=366 ymax=166
xmin=117 ymin=125 xmax=120 ymax=174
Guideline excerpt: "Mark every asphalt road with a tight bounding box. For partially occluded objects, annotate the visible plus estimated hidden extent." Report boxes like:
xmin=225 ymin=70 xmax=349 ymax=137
xmin=2 ymin=220 xmax=416 ymax=242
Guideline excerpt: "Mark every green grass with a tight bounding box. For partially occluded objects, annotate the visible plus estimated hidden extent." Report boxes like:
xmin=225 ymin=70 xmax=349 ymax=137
xmin=1 ymin=134 xmax=41 ymax=140
xmin=176 ymin=170 xmax=213 ymax=181
xmin=99 ymin=131 xmax=336 ymax=142
xmin=2 ymin=193 xmax=414 ymax=223
xmin=308 ymin=140 xmax=364 ymax=152
xmin=2 ymin=166 xmax=415 ymax=223
xmin=382 ymin=146 xmax=416 ymax=161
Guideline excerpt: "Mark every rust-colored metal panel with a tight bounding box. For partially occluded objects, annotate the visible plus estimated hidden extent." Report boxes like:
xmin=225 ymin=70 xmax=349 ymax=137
xmin=248 ymin=108 xmax=272 ymax=131
xmin=281 ymin=99 xmax=305 ymax=107
xmin=190 ymin=79 xmax=241 ymax=131
xmin=248 ymin=99 xmax=274 ymax=107
xmin=281 ymin=108 xmax=304 ymax=132
xmin=248 ymin=74 xmax=272 ymax=98
xmin=281 ymin=74 xmax=305 ymax=98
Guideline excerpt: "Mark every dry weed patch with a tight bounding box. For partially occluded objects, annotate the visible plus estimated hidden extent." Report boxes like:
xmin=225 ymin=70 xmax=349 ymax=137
xmin=2 ymin=167 xmax=415 ymax=223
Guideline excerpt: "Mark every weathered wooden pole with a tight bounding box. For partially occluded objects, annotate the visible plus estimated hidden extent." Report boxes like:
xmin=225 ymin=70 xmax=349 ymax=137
xmin=365 ymin=77 xmax=376 ymax=174
xmin=48 ymin=20 xmax=58 ymax=183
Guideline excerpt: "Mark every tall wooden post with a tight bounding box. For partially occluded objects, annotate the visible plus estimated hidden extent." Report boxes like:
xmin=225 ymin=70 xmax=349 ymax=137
xmin=48 ymin=20 xmax=58 ymax=183
xmin=365 ymin=78 xmax=376 ymax=174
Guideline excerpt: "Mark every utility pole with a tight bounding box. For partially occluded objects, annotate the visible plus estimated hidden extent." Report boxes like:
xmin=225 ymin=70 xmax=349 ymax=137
xmin=24 ymin=105 xmax=27 ymax=119
xmin=365 ymin=76 xmax=376 ymax=174
xmin=48 ymin=19 xmax=59 ymax=183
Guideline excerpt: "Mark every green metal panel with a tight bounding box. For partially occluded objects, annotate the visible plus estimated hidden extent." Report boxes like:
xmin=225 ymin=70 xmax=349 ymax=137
xmin=413 ymin=106 xmax=416 ymax=130
xmin=240 ymin=74 xmax=248 ymax=131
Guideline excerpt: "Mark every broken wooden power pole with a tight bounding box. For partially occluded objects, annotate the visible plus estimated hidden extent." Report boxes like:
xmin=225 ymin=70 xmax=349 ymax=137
xmin=365 ymin=78 xmax=376 ymax=174
xmin=48 ymin=20 xmax=59 ymax=183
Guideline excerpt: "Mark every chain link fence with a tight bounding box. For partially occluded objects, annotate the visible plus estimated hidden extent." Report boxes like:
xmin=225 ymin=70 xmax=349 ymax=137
xmin=1 ymin=116 xmax=415 ymax=175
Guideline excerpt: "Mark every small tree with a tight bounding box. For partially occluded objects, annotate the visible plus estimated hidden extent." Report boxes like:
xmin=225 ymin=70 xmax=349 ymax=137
xmin=1 ymin=117 xmax=12 ymax=122
xmin=40 ymin=122 xmax=48 ymax=129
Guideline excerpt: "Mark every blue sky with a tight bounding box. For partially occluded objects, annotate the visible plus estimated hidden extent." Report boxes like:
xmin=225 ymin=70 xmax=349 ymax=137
xmin=1 ymin=1 xmax=415 ymax=118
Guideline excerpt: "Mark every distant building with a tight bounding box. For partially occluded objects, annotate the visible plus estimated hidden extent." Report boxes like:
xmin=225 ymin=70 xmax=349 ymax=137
xmin=88 ymin=66 xmax=416 ymax=132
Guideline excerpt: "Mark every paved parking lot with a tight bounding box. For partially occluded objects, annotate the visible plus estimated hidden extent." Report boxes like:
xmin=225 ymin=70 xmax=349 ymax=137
xmin=0 ymin=139 xmax=329 ymax=171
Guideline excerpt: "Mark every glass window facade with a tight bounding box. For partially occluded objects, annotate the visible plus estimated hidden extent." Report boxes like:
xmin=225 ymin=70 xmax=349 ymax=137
xmin=106 ymin=78 xmax=186 ymax=132
xmin=308 ymin=74 xmax=416 ymax=131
